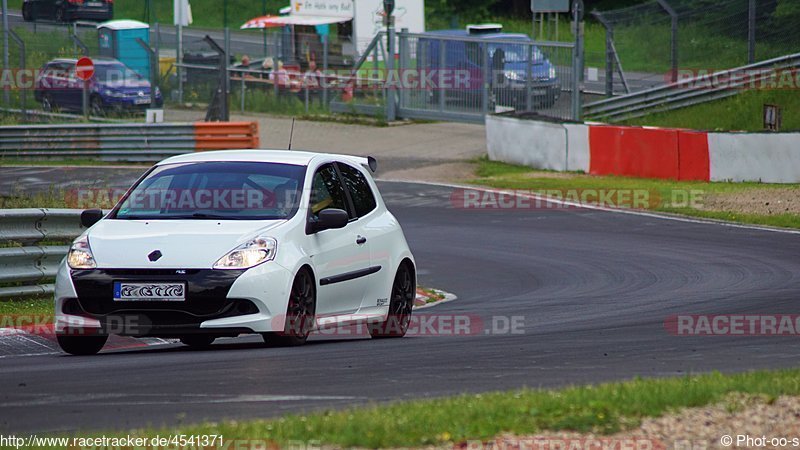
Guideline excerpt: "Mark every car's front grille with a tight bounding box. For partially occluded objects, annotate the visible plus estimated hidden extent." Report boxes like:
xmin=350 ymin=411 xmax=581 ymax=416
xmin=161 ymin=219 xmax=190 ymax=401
xmin=70 ymin=268 xmax=247 ymax=316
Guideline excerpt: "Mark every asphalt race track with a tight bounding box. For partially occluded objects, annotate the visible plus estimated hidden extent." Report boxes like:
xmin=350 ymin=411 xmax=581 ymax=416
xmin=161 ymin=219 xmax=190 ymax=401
xmin=2 ymin=181 xmax=800 ymax=433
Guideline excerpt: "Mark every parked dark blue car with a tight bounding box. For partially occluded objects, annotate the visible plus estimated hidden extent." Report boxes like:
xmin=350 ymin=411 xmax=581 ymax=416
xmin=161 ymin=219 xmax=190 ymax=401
xmin=35 ymin=58 xmax=162 ymax=115
xmin=418 ymin=25 xmax=561 ymax=109
xmin=22 ymin=0 xmax=113 ymax=22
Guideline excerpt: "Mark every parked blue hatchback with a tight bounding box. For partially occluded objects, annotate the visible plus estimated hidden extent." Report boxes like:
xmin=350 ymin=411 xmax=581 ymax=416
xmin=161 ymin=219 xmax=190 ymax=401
xmin=34 ymin=58 xmax=162 ymax=115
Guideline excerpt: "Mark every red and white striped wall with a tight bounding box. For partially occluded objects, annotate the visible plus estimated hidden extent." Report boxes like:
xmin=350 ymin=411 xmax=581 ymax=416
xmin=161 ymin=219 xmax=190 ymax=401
xmin=486 ymin=115 xmax=800 ymax=183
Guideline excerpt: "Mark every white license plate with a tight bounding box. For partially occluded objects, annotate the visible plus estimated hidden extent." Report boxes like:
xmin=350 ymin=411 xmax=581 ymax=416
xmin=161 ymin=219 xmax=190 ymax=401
xmin=113 ymin=282 xmax=186 ymax=301
xmin=134 ymin=97 xmax=151 ymax=105
xmin=87 ymin=2 xmax=104 ymax=7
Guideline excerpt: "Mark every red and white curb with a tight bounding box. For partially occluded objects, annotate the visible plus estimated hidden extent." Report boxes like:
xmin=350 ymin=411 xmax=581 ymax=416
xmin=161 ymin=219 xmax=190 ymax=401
xmin=0 ymin=324 xmax=172 ymax=358
xmin=414 ymin=288 xmax=458 ymax=310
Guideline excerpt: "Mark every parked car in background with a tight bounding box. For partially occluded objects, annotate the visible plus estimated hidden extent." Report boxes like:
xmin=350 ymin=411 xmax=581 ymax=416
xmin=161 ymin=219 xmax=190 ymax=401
xmin=34 ymin=58 xmax=162 ymax=115
xmin=22 ymin=0 xmax=113 ymax=22
xmin=418 ymin=24 xmax=561 ymax=109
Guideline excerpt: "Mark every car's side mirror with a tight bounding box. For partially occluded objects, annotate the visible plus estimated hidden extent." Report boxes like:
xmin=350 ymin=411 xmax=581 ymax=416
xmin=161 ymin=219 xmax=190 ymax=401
xmin=310 ymin=209 xmax=349 ymax=233
xmin=80 ymin=209 xmax=104 ymax=228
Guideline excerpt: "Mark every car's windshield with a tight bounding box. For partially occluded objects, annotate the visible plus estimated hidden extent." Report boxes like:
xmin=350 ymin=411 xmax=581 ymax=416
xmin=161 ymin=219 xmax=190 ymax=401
xmin=489 ymin=44 xmax=544 ymax=63
xmin=95 ymin=63 xmax=144 ymax=83
xmin=113 ymin=161 xmax=306 ymax=221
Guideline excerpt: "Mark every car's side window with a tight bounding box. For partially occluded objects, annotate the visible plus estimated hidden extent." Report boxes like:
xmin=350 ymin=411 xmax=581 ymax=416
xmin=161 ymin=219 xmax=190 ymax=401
xmin=310 ymin=163 xmax=349 ymax=220
xmin=338 ymin=163 xmax=377 ymax=218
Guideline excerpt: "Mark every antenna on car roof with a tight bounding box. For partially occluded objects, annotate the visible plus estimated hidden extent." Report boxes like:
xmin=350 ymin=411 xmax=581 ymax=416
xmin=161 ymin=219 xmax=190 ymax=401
xmin=287 ymin=118 xmax=296 ymax=150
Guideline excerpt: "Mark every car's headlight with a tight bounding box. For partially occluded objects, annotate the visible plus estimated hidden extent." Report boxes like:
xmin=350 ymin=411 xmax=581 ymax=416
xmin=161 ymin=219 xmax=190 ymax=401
xmin=67 ymin=235 xmax=97 ymax=269
xmin=549 ymin=67 xmax=556 ymax=79
xmin=504 ymin=70 xmax=523 ymax=81
xmin=213 ymin=236 xmax=277 ymax=270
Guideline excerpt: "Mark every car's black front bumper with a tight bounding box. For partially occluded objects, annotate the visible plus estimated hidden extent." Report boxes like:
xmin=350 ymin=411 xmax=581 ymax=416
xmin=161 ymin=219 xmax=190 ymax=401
xmin=68 ymin=269 xmax=258 ymax=337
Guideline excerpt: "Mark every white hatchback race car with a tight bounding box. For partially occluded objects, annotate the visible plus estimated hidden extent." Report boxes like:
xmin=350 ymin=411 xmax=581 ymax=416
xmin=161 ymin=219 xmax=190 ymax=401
xmin=55 ymin=150 xmax=416 ymax=355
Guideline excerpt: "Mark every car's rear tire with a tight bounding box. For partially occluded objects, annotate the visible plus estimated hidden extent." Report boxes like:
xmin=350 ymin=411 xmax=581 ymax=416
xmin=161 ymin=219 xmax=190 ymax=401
xmin=41 ymin=93 xmax=53 ymax=112
xmin=180 ymin=335 xmax=216 ymax=348
xmin=55 ymin=6 xmax=67 ymax=22
xmin=89 ymin=95 xmax=105 ymax=116
xmin=57 ymin=334 xmax=108 ymax=356
xmin=22 ymin=3 xmax=34 ymax=21
xmin=370 ymin=261 xmax=415 ymax=339
xmin=262 ymin=267 xmax=316 ymax=347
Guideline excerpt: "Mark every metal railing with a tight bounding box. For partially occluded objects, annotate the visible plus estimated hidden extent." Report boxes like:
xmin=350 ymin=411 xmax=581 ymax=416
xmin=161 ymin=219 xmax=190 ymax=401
xmin=0 ymin=209 xmax=89 ymax=299
xmin=0 ymin=122 xmax=260 ymax=161
xmin=583 ymin=52 xmax=800 ymax=122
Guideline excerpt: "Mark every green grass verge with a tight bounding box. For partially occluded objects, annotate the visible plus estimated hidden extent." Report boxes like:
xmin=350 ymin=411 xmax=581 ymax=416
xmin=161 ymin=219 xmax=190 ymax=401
xmin=470 ymin=157 xmax=800 ymax=230
xmin=46 ymin=369 xmax=800 ymax=448
xmin=623 ymin=89 xmax=800 ymax=132
xmin=0 ymin=296 xmax=53 ymax=318
xmin=0 ymin=190 xmax=70 ymax=209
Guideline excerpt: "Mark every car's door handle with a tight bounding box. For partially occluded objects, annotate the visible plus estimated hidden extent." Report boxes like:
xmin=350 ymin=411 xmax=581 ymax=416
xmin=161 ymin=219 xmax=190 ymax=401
xmin=356 ymin=236 xmax=367 ymax=245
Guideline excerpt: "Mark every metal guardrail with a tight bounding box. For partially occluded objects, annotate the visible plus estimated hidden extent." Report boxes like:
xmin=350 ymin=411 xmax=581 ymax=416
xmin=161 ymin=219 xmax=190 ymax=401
xmin=0 ymin=209 xmax=89 ymax=299
xmin=0 ymin=122 xmax=260 ymax=161
xmin=583 ymin=52 xmax=800 ymax=122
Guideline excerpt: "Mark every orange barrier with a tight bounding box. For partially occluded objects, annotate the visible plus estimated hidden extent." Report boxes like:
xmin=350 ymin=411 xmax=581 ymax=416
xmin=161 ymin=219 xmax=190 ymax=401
xmin=589 ymin=126 xmax=680 ymax=179
xmin=194 ymin=122 xmax=260 ymax=151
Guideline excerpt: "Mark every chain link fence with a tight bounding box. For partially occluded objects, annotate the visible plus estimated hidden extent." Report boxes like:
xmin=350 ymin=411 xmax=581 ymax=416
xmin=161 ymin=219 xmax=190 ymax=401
xmin=592 ymin=0 xmax=800 ymax=96
xmin=1 ymin=18 xmax=579 ymax=123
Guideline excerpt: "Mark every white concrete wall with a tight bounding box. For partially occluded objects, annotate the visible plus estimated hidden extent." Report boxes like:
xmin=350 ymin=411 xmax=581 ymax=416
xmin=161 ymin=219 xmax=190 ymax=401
xmin=486 ymin=115 xmax=568 ymax=171
xmin=709 ymin=133 xmax=800 ymax=183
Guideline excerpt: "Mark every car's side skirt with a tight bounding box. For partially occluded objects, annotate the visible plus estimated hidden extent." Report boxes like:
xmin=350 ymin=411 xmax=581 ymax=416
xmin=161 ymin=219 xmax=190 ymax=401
xmin=319 ymin=266 xmax=382 ymax=286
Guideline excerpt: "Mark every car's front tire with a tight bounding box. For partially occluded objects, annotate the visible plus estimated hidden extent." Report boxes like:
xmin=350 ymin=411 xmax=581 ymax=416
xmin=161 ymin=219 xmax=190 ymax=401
xmin=57 ymin=334 xmax=108 ymax=356
xmin=262 ymin=267 xmax=316 ymax=347
xmin=180 ymin=335 xmax=216 ymax=348
xmin=370 ymin=261 xmax=415 ymax=339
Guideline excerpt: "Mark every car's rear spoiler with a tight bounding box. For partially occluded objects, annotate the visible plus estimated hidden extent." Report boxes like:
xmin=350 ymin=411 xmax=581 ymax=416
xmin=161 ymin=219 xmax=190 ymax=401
xmin=341 ymin=155 xmax=378 ymax=173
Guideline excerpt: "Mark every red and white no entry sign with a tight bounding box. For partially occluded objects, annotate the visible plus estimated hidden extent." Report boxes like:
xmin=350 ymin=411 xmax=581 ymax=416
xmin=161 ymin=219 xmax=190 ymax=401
xmin=76 ymin=57 xmax=95 ymax=81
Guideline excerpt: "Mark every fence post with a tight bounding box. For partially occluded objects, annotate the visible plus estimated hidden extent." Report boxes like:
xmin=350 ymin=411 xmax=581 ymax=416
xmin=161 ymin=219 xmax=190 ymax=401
xmin=2 ymin=0 xmax=9 ymax=106
xmin=154 ymin=22 xmax=160 ymax=72
xmin=656 ymin=0 xmax=678 ymax=82
xmin=439 ymin=39 xmax=446 ymax=112
xmin=8 ymin=29 xmax=24 ymax=119
xmin=224 ymin=27 xmax=231 ymax=119
xmin=525 ymin=43 xmax=533 ymax=111
xmin=322 ymin=34 xmax=329 ymax=107
xmin=593 ymin=11 xmax=614 ymax=97
xmin=398 ymin=28 xmax=409 ymax=111
xmin=386 ymin=23 xmax=396 ymax=122
xmin=71 ymin=34 xmax=89 ymax=56
xmin=136 ymin=38 xmax=158 ymax=88
xmin=748 ymin=0 xmax=756 ymax=64
xmin=571 ymin=0 xmax=584 ymax=121
xmin=482 ymin=41 xmax=489 ymax=117
xmin=177 ymin=24 xmax=184 ymax=104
